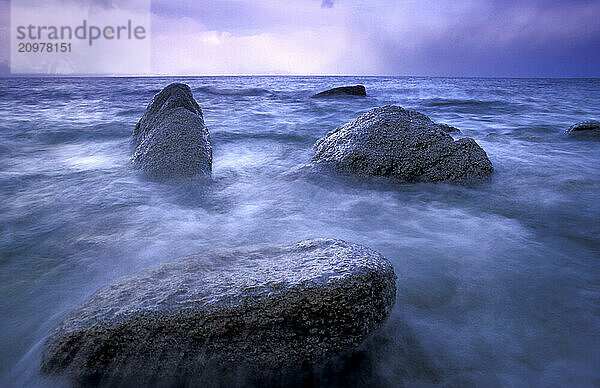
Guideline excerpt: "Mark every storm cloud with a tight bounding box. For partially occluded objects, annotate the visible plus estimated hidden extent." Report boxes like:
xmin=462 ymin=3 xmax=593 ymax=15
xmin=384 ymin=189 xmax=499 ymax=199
xmin=147 ymin=0 xmax=600 ymax=76
xmin=2 ymin=0 xmax=599 ymax=76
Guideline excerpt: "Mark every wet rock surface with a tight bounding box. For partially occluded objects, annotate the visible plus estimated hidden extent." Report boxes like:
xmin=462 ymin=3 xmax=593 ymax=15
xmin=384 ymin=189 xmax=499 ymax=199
xmin=312 ymin=105 xmax=494 ymax=184
xmin=42 ymin=238 xmax=396 ymax=385
xmin=438 ymin=123 xmax=461 ymax=133
xmin=564 ymin=120 xmax=600 ymax=138
xmin=312 ymin=85 xmax=367 ymax=98
xmin=131 ymin=83 xmax=212 ymax=178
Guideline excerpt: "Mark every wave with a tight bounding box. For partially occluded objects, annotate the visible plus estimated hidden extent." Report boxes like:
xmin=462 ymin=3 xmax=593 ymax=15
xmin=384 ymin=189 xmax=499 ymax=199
xmin=116 ymin=108 xmax=145 ymax=117
xmin=422 ymin=97 xmax=507 ymax=107
xmin=2 ymin=89 xmax=74 ymax=105
xmin=212 ymin=131 xmax=312 ymax=144
xmin=6 ymin=122 xmax=131 ymax=145
xmin=195 ymin=86 xmax=274 ymax=97
xmin=138 ymin=86 xmax=275 ymax=98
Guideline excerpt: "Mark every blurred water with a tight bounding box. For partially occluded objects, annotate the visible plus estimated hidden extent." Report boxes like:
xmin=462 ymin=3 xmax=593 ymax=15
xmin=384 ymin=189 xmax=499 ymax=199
xmin=0 ymin=76 xmax=599 ymax=387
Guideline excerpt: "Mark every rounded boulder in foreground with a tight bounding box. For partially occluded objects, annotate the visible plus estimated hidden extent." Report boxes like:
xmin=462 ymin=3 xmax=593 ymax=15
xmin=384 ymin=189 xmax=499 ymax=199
xmin=41 ymin=239 xmax=396 ymax=384
xmin=312 ymin=105 xmax=494 ymax=184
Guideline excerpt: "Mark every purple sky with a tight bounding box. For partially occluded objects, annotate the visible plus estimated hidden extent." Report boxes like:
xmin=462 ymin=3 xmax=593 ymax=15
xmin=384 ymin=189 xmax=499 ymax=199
xmin=2 ymin=0 xmax=599 ymax=76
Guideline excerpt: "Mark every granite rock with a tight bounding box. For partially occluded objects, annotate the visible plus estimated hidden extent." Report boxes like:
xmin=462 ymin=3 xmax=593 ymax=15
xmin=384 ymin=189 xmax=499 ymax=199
xmin=42 ymin=239 xmax=396 ymax=384
xmin=312 ymin=105 xmax=493 ymax=184
xmin=131 ymin=83 xmax=212 ymax=178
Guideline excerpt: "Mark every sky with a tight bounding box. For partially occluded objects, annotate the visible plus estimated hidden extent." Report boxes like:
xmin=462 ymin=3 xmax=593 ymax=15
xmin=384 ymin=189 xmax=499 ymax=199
xmin=1 ymin=0 xmax=600 ymax=77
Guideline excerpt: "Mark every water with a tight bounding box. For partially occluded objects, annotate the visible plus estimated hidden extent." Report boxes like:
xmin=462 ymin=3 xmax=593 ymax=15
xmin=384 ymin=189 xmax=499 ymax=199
xmin=1 ymin=76 xmax=599 ymax=387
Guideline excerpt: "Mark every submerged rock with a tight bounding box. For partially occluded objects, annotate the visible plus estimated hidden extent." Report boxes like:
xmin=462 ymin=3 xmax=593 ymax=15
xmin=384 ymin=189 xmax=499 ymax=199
xmin=312 ymin=85 xmax=367 ymax=98
xmin=42 ymin=239 xmax=396 ymax=384
xmin=564 ymin=120 xmax=600 ymax=138
xmin=312 ymin=105 xmax=493 ymax=184
xmin=131 ymin=83 xmax=212 ymax=178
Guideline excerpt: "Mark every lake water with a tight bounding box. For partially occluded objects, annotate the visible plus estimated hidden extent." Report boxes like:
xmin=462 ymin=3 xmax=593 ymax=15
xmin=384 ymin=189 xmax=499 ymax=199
xmin=1 ymin=76 xmax=599 ymax=386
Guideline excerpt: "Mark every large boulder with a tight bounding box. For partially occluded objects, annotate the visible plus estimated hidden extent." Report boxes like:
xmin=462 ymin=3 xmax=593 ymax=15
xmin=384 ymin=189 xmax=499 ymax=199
xmin=312 ymin=105 xmax=493 ymax=184
xmin=131 ymin=83 xmax=212 ymax=178
xmin=564 ymin=120 xmax=600 ymax=138
xmin=312 ymin=85 xmax=367 ymax=98
xmin=42 ymin=239 xmax=396 ymax=384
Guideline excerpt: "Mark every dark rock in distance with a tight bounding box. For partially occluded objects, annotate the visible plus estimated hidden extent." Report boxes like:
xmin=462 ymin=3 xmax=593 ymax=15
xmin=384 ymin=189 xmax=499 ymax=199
xmin=312 ymin=105 xmax=493 ymax=184
xmin=312 ymin=85 xmax=367 ymax=98
xmin=131 ymin=83 xmax=212 ymax=178
xmin=41 ymin=239 xmax=396 ymax=385
xmin=564 ymin=120 xmax=600 ymax=138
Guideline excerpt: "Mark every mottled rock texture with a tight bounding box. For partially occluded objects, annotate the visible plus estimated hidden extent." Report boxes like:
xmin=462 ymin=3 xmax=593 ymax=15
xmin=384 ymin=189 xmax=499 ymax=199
xmin=42 ymin=239 xmax=396 ymax=384
xmin=312 ymin=105 xmax=493 ymax=184
xmin=312 ymin=85 xmax=367 ymax=98
xmin=438 ymin=123 xmax=461 ymax=133
xmin=564 ymin=120 xmax=600 ymax=138
xmin=132 ymin=83 xmax=212 ymax=178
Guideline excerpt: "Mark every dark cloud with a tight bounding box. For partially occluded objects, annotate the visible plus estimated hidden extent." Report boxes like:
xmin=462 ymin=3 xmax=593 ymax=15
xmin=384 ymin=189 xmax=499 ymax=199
xmin=344 ymin=0 xmax=600 ymax=77
xmin=148 ymin=0 xmax=600 ymax=76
